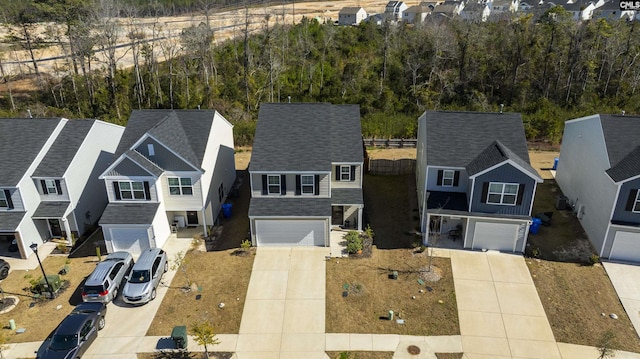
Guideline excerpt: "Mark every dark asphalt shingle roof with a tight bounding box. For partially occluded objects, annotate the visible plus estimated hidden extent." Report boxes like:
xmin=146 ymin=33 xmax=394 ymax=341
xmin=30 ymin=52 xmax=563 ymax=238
xmin=99 ymin=203 xmax=160 ymax=224
xmin=606 ymin=145 xmax=640 ymax=182
xmin=0 ymin=118 xmax=62 ymax=186
xmin=125 ymin=150 xmax=164 ymax=177
xmin=113 ymin=110 xmax=216 ymax=170
xmin=0 ymin=211 xmax=26 ymax=231
xmin=32 ymin=201 xmax=71 ymax=218
xmin=33 ymin=120 xmax=94 ymax=178
xmin=249 ymin=197 xmax=332 ymax=217
xmin=331 ymin=188 xmax=364 ymax=205
xmin=466 ymin=140 xmax=541 ymax=179
xmin=600 ymin=114 xmax=640 ymax=181
xmin=250 ymin=103 xmax=363 ymax=172
xmin=423 ymin=111 xmax=531 ymax=168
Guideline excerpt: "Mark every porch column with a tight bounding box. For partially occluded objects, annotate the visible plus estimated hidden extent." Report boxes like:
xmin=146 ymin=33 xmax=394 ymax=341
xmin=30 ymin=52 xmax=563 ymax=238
xmin=201 ymin=209 xmax=208 ymax=238
xmin=358 ymin=206 xmax=363 ymax=231
xmin=62 ymin=218 xmax=73 ymax=246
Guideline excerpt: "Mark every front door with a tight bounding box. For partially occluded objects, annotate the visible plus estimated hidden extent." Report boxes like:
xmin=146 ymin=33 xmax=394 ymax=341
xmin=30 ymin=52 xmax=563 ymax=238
xmin=186 ymin=211 xmax=199 ymax=226
xmin=331 ymin=206 xmax=344 ymax=226
xmin=48 ymin=219 xmax=62 ymax=237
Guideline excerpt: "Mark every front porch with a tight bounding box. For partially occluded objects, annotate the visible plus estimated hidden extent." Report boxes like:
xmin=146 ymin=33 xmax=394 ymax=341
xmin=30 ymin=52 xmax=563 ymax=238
xmin=427 ymin=214 xmax=465 ymax=250
xmin=331 ymin=205 xmax=363 ymax=231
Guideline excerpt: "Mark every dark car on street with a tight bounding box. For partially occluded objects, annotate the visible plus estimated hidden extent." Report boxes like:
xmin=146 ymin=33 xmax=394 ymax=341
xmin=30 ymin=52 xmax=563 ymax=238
xmin=36 ymin=302 xmax=107 ymax=359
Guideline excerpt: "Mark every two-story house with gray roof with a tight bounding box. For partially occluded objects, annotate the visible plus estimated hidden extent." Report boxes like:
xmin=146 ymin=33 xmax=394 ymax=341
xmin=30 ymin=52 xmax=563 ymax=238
xmin=248 ymin=103 xmax=364 ymax=247
xmin=416 ymin=111 xmax=543 ymax=253
xmin=338 ymin=7 xmax=368 ymax=25
xmin=0 ymin=118 xmax=124 ymax=258
xmin=98 ymin=110 xmax=235 ymax=255
xmin=556 ymin=114 xmax=640 ymax=262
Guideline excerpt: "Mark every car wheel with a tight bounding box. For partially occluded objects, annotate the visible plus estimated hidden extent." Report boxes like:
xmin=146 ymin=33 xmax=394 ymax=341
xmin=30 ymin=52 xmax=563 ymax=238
xmin=151 ymin=288 xmax=156 ymax=301
xmin=98 ymin=316 xmax=105 ymax=330
xmin=164 ymin=261 xmax=168 ymax=273
xmin=0 ymin=267 xmax=8 ymax=280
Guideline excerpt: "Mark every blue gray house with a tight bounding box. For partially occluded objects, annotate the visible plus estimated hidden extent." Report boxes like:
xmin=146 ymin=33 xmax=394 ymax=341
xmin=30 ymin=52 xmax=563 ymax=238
xmin=248 ymin=103 xmax=364 ymax=246
xmin=416 ymin=111 xmax=543 ymax=252
xmin=556 ymin=114 xmax=640 ymax=262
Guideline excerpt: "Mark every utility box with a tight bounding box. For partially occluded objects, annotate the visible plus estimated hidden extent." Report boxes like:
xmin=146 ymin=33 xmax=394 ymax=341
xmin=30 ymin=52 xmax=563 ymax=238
xmin=556 ymin=195 xmax=568 ymax=210
xmin=171 ymin=325 xmax=188 ymax=349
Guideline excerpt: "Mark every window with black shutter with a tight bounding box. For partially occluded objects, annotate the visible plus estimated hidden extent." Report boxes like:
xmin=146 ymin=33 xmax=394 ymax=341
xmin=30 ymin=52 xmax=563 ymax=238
xmin=280 ymin=175 xmax=287 ymax=195
xmin=295 ymin=175 xmax=302 ymax=195
xmin=55 ymin=180 xmax=63 ymax=195
xmin=0 ymin=189 xmax=12 ymax=208
xmin=314 ymin=175 xmax=320 ymax=195
xmin=40 ymin=180 xmax=48 ymax=194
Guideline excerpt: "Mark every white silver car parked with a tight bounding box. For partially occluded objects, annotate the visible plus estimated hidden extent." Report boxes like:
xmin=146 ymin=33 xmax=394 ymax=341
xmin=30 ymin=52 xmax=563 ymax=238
xmin=122 ymin=248 xmax=168 ymax=305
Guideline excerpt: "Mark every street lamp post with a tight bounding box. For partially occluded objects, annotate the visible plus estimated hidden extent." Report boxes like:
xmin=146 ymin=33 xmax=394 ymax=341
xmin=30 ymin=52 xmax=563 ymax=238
xmin=30 ymin=243 xmax=54 ymax=299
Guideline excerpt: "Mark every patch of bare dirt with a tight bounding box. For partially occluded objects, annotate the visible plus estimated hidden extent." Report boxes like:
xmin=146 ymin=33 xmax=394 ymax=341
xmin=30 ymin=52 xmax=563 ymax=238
xmin=529 ymin=150 xmax=560 ymax=180
xmin=234 ymin=149 xmax=251 ymax=171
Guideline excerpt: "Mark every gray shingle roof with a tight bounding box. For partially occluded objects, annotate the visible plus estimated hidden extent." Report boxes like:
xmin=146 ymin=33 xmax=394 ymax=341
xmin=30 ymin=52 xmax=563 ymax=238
xmin=32 ymin=201 xmax=71 ymax=218
xmin=249 ymin=197 xmax=332 ymax=217
xmin=331 ymin=188 xmax=364 ymax=205
xmin=0 ymin=211 xmax=26 ymax=231
xmin=113 ymin=110 xmax=215 ymax=170
xmin=423 ymin=111 xmax=531 ymax=168
xmin=466 ymin=140 xmax=541 ymax=179
xmin=125 ymin=150 xmax=164 ymax=177
xmin=340 ymin=6 xmax=364 ymax=14
xmin=250 ymin=103 xmax=363 ymax=172
xmin=606 ymin=145 xmax=640 ymax=182
xmin=33 ymin=120 xmax=94 ymax=178
xmin=0 ymin=118 xmax=62 ymax=186
xmin=600 ymin=114 xmax=640 ymax=167
xmin=99 ymin=203 xmax=160 ymax=224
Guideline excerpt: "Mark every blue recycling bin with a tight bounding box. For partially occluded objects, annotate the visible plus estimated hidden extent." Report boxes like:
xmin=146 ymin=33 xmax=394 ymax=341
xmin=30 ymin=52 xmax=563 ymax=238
xmin=222 ymin=203 xmax=233 ymax=218
xmin=553 ymin=157 xmax=559 ymax=170
xmin=530 ymin=217 xmax=542 ymax=234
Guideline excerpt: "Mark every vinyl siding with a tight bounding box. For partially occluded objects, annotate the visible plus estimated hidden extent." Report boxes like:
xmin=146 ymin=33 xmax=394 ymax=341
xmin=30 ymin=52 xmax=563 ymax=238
xmin=152 ymin=201 xmax=170 ymax=248
xmin=0 ymin=188 xmax=25 ymax=211
xmin=134 ymin=137 xmax=195 ymax=171
xmin=331 ymin=164 xmax=362 ymax=189
xmin=611 ymin=177 xmax=640 ymax=224
xmin=35 ymin=179 xmax=71 ymax=201
xmin=160 ymin=172 xmax=204 ymax=211
xmin=251 ymin=173 xmax=330 ymax=197
xmin=426 ymin=167 xmax=468 ymax=193
xmin=470 ymin=163 xmax=536 ymax=216
xmin=555 ymin=115 xmax=618 ymax=256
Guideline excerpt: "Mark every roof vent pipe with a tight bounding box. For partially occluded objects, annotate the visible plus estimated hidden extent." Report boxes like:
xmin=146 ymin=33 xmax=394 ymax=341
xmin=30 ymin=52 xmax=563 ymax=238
xmin=499 ymin=104 xmax=504 ymax=114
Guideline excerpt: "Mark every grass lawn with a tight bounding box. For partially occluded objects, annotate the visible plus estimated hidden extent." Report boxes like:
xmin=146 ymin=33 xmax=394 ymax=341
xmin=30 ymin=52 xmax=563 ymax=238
xmin=528 ymin=259 xmax=640 ymax=352
xmin=0 ymin=254 xmax=100 ymax=343
xmin=326 ymin=248 xmax=458 ymax=335
xmin=146 ymin=247 xmax=254 ymax=336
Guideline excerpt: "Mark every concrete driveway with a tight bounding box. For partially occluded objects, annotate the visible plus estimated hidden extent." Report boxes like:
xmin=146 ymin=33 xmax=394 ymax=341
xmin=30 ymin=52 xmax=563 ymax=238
xmin=450 ymin=250 xmax=560 ymax=359
xmin=236 ymin=246 xmax=330 ymax=359
xmin=603 ymin=261 xmax=640 ymax=339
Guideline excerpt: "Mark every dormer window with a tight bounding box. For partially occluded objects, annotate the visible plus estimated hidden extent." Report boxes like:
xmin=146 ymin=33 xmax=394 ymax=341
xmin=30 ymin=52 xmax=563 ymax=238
xmin=40 ymin=179 xmax=62 ymax=195
xmin=117 ymin=181 xmax=146 ymax=200
xmin=340 ymin=166 xmax=352 ymax=181
xmin=301 ymin=175 xmax=315 ymax=194
xmin=268 ymin=175 xmax=281 ymax=194
xmin=0 ymin=190 xmax=8 ymax=208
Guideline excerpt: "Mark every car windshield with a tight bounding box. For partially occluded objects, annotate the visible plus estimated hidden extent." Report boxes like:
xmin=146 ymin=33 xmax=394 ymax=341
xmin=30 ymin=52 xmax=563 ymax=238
xmin=50 ymin=334 xmax=78 ymax=350
xmin=129 ymin=270 xmax=150 ymax=283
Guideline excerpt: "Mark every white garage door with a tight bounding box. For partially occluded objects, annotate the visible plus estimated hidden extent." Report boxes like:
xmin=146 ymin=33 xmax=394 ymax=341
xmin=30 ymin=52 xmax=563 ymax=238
xmin=255 ymin=220 xmax=326 ymax=246
xmin=610 ymin=231 xmax=640 ymax=262
xmin=472 ymin=222 xmax=519 ymax=252
xmin=108 ymin=228 xmax=151 ymax=255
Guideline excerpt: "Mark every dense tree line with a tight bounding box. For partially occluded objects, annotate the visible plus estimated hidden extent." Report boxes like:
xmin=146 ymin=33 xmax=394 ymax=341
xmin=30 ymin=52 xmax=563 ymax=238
xmin=0 ymin=0 xmax=639 ymax=146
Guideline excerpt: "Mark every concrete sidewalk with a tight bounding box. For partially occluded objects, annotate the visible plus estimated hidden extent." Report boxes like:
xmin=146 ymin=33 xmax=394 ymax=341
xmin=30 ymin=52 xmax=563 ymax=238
xmin=603 ymin=261 xmax=640 ymax=340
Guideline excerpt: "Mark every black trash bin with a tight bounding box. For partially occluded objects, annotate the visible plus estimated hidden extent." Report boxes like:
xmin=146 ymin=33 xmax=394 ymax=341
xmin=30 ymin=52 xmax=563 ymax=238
xmin=171 ymin=325 xmax=188 ymax=349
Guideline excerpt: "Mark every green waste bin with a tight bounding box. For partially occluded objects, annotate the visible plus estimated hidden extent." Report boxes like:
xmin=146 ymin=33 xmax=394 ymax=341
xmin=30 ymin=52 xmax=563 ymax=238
xmin=171 ymin=325 xmax=188 ymax=349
